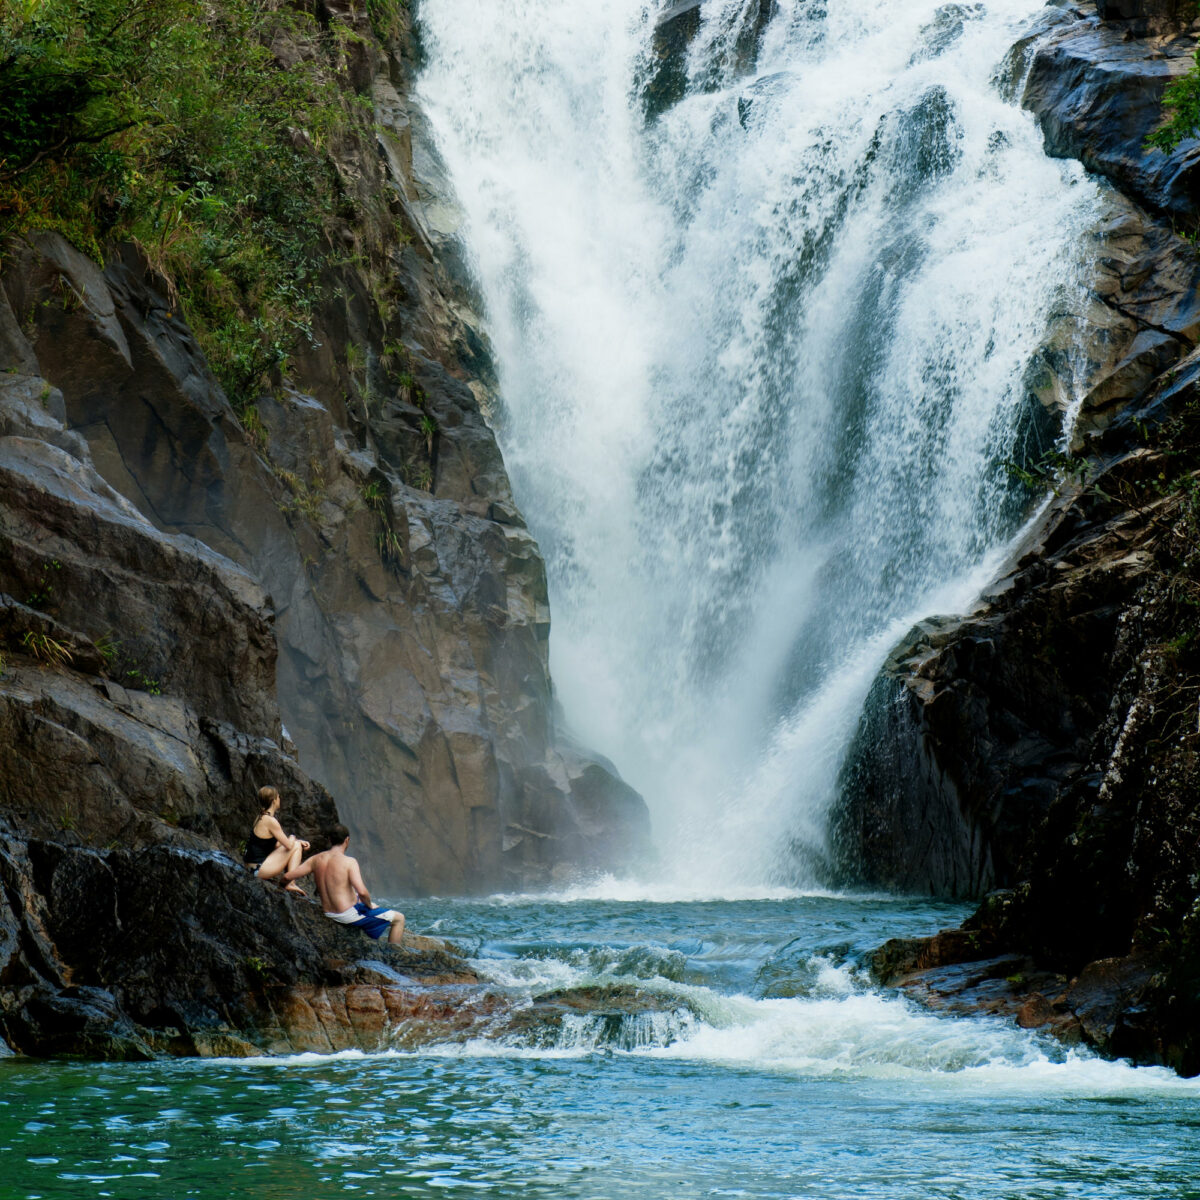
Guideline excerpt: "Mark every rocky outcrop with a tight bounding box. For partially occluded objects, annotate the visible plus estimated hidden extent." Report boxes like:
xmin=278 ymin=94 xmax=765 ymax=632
xmin=869 ymin=939 xmax=1145 ymax=1062
xmin=869 ymin=890 xmax=1192 ymax=1072
xmin=1022 ymin=4 xmax=1200 ymax=219
xmin=839 ymin=1 xmax=1200 ymax=1074
xmin=0 ymin=0 xmax=649 ymax=1058
xmin=0 ymin=826 xmax=476 ymax=1059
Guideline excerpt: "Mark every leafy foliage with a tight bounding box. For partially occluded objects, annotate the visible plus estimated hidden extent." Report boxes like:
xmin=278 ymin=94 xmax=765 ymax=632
xmin=0 ymin=0 xmax=369 ymax=409
xmin=1146 ymin=5 xmax=1200 ymax=153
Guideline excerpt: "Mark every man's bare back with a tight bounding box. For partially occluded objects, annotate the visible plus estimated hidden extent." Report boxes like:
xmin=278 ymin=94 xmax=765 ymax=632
xmin=286 ymin=826 xmax=405 ymax=944
xmin=309 ymin=847 xmax=368 ymax=913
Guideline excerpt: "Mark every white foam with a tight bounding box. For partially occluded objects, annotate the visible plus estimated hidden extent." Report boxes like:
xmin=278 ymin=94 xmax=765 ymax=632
xmin=479 ymin=876 xmax=838 ymax=905
xmin=209 ymin=961 xmax=1200 ymax=1097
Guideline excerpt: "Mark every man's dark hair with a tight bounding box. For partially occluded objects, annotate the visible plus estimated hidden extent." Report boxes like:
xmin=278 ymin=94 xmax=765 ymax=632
xmin=327 ymin=823 xmax=350 ymax=846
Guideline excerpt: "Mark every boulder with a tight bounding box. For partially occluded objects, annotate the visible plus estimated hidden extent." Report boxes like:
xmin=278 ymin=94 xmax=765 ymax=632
xmin=0 ymin=826 xmax=478 ymax=1058
xmin=1023 ymin=12 xmax=1200 ymax=220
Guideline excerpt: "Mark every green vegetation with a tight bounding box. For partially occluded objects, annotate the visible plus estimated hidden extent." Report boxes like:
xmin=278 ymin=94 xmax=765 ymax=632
xmin=1004 ymin=447 xmax=1090 ymax=497
xmin=19 ymin=629 xmax=73 ymax=666
xmin=25 ymin=558 xmax=62 ymax=609
xmin=241 ymin=404 xmax=270 ymax=455
xmin=243 ymin=955 xmax=270 ymax=979
xmin=0 ymin=0 xmax=373 ymax=411
xmin=360 ymin=475 xmax=406 ymax=569
xmin=275 ymin=462 xmax=327 ymax=524
xmin=364 ymin=0 xmax=408 ymax=44
xmin=94 ymin=632 xmax=164 ymax=694
xmin=361 ymin=478 xmax=387 ymax=511
xmin=1146 ymin=5 xmax=1200 ymax=153
xmin=123 ymin=665 xmax=162 ymax=695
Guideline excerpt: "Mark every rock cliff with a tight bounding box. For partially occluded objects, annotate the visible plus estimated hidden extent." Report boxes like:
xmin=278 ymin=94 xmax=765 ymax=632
xmin=836 ymin=0 xmax=1200 ymax=1074
xmin=0 ymin=0 xmax=647 ymax=1056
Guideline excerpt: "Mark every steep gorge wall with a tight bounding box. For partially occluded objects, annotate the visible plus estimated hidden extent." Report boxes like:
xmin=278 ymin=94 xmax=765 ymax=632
xmin=0 ymin=0 xmax=648 ymax=1057
xmin=0 ymin=2 xmax=647 ymax=897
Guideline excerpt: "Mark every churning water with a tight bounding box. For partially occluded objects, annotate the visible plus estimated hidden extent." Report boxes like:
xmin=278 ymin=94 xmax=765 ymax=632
xmin=415 ymin=0 xmax=1102 ymax=884
xmin=8 ymin=894 xmax=1199 ymax=1198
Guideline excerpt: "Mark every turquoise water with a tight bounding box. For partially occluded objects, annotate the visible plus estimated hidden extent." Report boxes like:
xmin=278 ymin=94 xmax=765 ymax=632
xmin=4 ymin=892 xmax=1199 ymax=1199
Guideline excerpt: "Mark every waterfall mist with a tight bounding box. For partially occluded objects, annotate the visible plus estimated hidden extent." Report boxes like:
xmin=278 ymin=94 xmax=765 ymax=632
xmin=416 ymin=0 xmax=1101 ymax=887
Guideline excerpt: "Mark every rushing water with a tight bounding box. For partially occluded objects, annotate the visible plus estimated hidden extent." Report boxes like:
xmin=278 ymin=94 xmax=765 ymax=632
xmin=415 ymin=0 xmax=1102 ymax=884
xmin=6 ymin=893 xmax=1199 ymax=1198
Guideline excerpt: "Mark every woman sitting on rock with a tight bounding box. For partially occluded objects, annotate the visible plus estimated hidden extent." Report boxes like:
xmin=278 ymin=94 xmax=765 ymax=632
xmin=245 ymin=786 xmax=308 ymax=894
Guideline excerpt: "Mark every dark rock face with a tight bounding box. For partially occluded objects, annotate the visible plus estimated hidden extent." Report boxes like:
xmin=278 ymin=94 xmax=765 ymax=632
xmin=839 ymin=4 xmax=1200 ymax=1074
xmin=1023 ymin=8 xmax=1200 ymax=220
xmin=1095 ymin=0 xmax=1194 ymax=28
xmin=642 ymin=0 xmax=775 ymax=118
xmin=835 ymin=186 xmax=1200 ymax=897
xmin=0 ymin=823 xmax=478 ymax=1059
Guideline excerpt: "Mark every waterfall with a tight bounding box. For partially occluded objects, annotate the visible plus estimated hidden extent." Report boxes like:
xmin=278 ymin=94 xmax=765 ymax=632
xmin=415 ymin=0 xmax=1101 ymax=886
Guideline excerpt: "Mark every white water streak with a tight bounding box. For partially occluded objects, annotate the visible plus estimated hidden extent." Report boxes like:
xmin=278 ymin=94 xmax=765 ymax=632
xmin=416 ymin=0 xmax=1101 ymax=885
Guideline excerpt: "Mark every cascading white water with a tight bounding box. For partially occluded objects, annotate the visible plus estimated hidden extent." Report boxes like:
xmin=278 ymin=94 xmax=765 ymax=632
xmin=416 ymin=0 xmax=1101 ymax=885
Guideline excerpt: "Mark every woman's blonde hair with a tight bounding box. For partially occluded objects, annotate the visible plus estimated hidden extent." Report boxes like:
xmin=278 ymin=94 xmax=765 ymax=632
xmin=258 ymin=785 xmax=280 ymax=811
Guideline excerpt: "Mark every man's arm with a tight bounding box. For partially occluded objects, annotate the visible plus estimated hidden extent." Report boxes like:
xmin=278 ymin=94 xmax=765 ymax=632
xmin=348 ymin=857 xmax=372 ymax=907
xmin=285 ymin=856 xmax=315 ymax=882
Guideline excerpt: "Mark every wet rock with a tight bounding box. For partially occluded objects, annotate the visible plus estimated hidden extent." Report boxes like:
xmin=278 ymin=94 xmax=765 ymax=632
xmin=1023 ymin=11 xmax=1200 ymax=220
xmin=643 ymin=0 xmax=776 ymax=118
xmin=843 ymin=11 xmax=1200 ymax=1074
xmin=0 ymin=823 xmax=478 ymax=1058
xmin=870 ymin=914 xmax=1170 ymax=1059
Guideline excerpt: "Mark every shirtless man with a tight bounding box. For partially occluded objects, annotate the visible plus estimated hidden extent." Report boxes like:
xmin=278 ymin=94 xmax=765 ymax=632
xmin=285 ymin=824 xmax=406 ymax=944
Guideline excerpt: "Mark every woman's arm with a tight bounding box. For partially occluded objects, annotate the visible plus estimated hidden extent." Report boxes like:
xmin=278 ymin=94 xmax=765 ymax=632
xmin=263 ymin=814 xmax=292 ymax=849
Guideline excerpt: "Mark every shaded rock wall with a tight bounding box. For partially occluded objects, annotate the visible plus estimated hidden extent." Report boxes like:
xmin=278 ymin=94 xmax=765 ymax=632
xmin=0 ymin=2 xmax=648 ymax=897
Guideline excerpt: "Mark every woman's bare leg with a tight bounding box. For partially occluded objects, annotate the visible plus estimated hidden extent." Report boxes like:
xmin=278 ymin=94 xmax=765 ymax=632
xmin=255 ymin=844 xmax=291 ymax=882
xmin=282 ymin=841 xmax=306 ymax=893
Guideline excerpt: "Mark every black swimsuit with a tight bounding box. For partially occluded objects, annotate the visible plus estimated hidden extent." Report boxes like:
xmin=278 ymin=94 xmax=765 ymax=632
xmin=245 ymin=828 xmax=277 ymax=868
